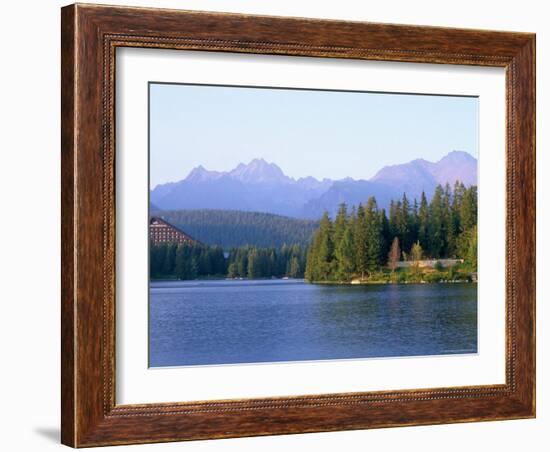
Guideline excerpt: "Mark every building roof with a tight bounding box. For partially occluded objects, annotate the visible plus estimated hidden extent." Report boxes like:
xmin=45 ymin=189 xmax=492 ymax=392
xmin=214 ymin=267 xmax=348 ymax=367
xmin=149 ymin=216 xmax=202 ymax=245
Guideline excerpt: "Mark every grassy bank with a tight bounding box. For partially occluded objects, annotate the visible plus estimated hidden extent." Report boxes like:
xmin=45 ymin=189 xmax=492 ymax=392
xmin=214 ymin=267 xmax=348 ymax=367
xmin=309 ymin=264 xmax=476 ymax=285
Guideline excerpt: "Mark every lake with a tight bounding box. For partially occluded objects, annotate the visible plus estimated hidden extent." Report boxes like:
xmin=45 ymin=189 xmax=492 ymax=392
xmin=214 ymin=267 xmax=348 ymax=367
xmin=149 ymin=279 xmax=477 ymax=367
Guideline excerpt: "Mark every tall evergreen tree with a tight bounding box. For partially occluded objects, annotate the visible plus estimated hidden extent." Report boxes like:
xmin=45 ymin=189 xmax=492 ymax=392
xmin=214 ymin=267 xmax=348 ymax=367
xmin=236 ymin=248 xmax=248 ymax=277
xmin=316 ymin=212 xmax=335 ymax=280
xmin=335 ymin=226 xmax=355 ymax=280
xmin=247 ymin=248 xmax=261 ymax=279
xmin=460 ymin=186 xmax=477 ymax=232
xmin=364 ymin=197 xmax=383 ymax=273
xmin=354 ymin=204 xmax=368 ymax=279
xmin=428 ymin=185 xmax=445 ymax=258
xmin=417 ymin=191 xmax=430 ymax=251
xmin=411 ymin=198 xmax=419 ymax=248
xmin=333 ymin=203 xmax=348 ymax=245
xmin=188 ymin=257 xmax=199 ymax=279
xmin=161 ymin=244 xmax=176 ymax=275
xmin=304 ymin=239 xmax=318 ymax=281
xmin=465 ymin=225 xmax=478 ymax=270
xmin=288 ymin=256 xmax=301 ymax=278
xmin=175 ymin=244 xmax=194 ymax=280
xmin=399 ymin=193 xmax=412 ymax=252
xmin=150 ymin=243 xmax=166 ymax=278
xmin=442 ymin=183 xmax=454 ymax=256
xmin=379 ymin=208 xmax=391 ymax=260
xmin=389 ymin=200 xmax=401 ymax=248
xmin=452 ymin=181 xmax=466 ymax=235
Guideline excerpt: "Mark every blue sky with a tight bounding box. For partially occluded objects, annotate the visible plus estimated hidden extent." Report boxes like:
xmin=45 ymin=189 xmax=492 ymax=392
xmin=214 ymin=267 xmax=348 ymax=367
xmin=149 ymin=83 xmax=478 ymax=188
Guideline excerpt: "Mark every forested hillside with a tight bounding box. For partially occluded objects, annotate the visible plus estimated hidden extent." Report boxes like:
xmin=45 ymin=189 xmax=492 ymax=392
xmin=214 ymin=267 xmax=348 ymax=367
xmin=152 ymin=209 xmax=319 ymax=248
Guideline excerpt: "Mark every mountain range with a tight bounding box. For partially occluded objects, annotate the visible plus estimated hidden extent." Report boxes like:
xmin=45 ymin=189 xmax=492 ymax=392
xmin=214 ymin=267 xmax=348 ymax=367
xmin=150 ymin=151 xmax=477 ymax=219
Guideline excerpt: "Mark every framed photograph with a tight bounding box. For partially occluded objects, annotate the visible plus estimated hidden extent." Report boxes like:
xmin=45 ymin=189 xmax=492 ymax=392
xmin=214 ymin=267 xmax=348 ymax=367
xmin=61 ymin=3 xmax=535 ymax=447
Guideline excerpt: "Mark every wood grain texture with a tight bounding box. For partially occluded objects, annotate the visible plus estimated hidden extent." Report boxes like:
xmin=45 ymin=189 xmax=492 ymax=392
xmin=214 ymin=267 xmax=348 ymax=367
xmin=60 ymin=5 xmax=76 ymax=447
xmin=61 ymin=3 xmax=536 ymax=447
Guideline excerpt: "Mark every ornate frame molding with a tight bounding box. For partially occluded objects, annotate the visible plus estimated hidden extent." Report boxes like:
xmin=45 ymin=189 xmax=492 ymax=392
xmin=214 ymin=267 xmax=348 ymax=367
xmin=62 ymin=4 xmax=535 ymax=447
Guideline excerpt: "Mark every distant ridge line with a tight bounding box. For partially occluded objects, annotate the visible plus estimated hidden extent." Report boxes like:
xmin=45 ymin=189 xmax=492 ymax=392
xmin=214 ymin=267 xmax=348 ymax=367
xmin=151 ymin=151 xmax=477 ymax=219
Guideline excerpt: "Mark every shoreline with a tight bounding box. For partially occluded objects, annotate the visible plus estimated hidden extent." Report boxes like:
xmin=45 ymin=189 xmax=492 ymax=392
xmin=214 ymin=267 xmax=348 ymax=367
xmin=150 ymin=277 xmax=475 ymax=286
xmin=309 ymin=279 xmax=476 ymax=286
xmin=150 ymin=276 xmax=304 ymax=282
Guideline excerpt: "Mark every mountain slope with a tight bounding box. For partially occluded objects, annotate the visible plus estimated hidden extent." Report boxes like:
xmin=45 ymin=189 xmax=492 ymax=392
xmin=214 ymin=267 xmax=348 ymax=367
xmin=302 ymin=151 xmax=477 ymax=217
xmin=156 ymin=209 xmax=319 ymax=248
xmin=431 ymin=150 xmax=477 ymax=186
xmin=371 ymin=150 xmax=477 ymax=192
xmin=301 ymin=180 xmax=402 ymax=219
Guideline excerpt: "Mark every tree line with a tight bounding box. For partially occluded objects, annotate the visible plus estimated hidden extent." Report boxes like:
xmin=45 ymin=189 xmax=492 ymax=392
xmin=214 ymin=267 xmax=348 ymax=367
xmin=305 ymin=182 xmax=477 ymax=282
xmin=150 ymin=242 xmax=307 ymax=280
xmin=226 ymin=244 xmax=306 ymax=279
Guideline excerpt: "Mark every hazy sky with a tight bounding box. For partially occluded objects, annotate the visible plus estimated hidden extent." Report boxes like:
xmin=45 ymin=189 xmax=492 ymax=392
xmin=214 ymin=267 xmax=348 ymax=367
xmin=149 ymin=83 xmax=478 ymax=188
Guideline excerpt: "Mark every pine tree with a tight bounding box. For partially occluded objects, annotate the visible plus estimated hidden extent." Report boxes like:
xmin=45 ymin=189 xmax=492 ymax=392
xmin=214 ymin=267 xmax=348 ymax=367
xmin=442 ymin=183 xmax=454 ymax=256
xmin=304 ymin=239 xmax=318 ymax=281
xmin=247 ymin=248 xmax=260 ymax=279
xmin=400 ymin=193 xmax=412 ymax=252
xmin=460 ymin=186 xmax=477 ymax=232
xmin=198 ymin=247 xmax=212 ymax=275
xmin=457 ymin=225 xmax=478 ymax=271
xmin=175 ymin=244 xmax=192 ymax=280
xmin=288 ymin=256 xmax=300 ymax=278
xmin=212 ymin=246 xmax=227 ymax=275
xmin=354 ymin=204 xmax=368 ymax=279
xmin=389 ymin=200 xmax=401 ymax=246
xmin=364 ymin=197 xmax=383 ymax=273
xmin=379 ymin=208 xmax=391 ymax=260
xmin=333 ymin=203 xmax=348 ymax=245
xmin=428 ymin=185 xmax=445 ymax=258
xmin=162 ymin=244 xmax=176 ymax=275
xmin=305 ymin=226 xmax=328 ymax=282
xmin=237 ymin=249 xmax=248 ymax=277
xmin=417 ymin=191 xmax=429 ymax=251
xmin=150 ymin=244 xmax=166 ymax=278
xmin=411 ymin=198 xmax=419 ymax=248
xmin=335 ymin=226 xmax=355 ymax=280
xmin=316 ymin=212 xmax=335 ymax=280
xmin=174 ymin=244 xmax=185 ymax=279
xmin=268 ymin=249 xmax=275 ymax=276
xmin=188 ymin=257 xmax=199 ymax=279
xmin=452 ymin=181 xmax=465 ymax=240
xmin=466 ymin=225 xmax=478 ymax=270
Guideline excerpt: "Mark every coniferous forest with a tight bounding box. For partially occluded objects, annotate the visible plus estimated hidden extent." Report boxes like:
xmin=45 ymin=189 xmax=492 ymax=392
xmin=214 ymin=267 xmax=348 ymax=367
xmin=150 ymin=182 xmax=477 ymax=284
xmin=150 ymin=242 xmax=307 ymax=280
xmin=305 ymin=182 xmax=478 ymax=283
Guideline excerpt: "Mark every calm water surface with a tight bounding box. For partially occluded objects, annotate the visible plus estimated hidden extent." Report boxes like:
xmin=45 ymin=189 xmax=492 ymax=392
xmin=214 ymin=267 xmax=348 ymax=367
xmin=149 ymin=279 xmax=477 ymax=367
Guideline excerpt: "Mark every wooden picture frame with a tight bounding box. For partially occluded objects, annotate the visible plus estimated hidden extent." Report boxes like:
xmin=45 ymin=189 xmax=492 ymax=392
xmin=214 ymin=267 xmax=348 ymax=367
xmin=61 ymin=3 xmax=535 ymax=447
